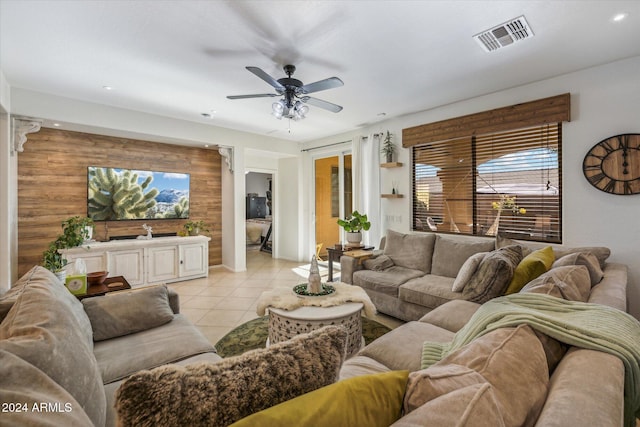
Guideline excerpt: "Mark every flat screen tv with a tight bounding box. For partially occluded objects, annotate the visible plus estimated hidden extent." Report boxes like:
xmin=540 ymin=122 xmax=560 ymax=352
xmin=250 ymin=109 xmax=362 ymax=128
xmin=88 ymin=167 xmax=190 ymax=221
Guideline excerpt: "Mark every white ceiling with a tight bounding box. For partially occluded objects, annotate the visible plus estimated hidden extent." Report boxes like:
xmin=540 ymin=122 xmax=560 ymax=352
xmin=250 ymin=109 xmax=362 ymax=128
xmin=1 ymin=1 xmax=639 ymax=143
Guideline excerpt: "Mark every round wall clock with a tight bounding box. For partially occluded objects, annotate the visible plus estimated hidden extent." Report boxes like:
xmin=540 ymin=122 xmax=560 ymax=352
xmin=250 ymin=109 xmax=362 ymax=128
xmin=582 ymin=133 xmax=640 ymax=195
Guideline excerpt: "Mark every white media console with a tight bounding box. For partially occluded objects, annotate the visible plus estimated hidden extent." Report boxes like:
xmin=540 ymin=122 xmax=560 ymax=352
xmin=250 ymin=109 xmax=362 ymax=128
xmin=60 ymin=235 xmax=210 ymax=287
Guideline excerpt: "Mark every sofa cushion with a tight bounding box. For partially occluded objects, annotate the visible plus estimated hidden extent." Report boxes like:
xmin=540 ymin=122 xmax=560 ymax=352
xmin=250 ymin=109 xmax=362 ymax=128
xmin=552 ymin=252 xmax=604 ymax=286
xmin=553 ymin=246 xmax=610 ymax=269
xmin=95 ymin=313 xmax=217 ymax=384
xmin=431 ymin=235 xmax=495 ymax=278
xmin=115 ymin=325 xmax=347 ymax=427
xmin=504 ymin=246 xmax=555 ymax=295
xmin=399 ymin=275 xmax=461 ymax=309
xmin=339 ymin=355 xmax=392 ymax=380
xmin=419 ymin=300 xmax=481 ymax=333
xmin=359 ymin=321 xmax=454 ymax=372
xmin=353 ymin=266 xmax=424 ymax=297
xmin=229 ymin=371 xmax=409 ymax=427
xmin=419 ymin=325 xmax=549 ymax=427
xmin=452 ymin=252 xmax=487 ymax=292
xmin=520 ymin=265 xmax=591 ymax=302
xmin=363 ymin=254 xmax=395 ymax=271
xmin=82 ymin=284 xmax=175 ymax=341
xmin=392 ymin=382 xmax=504 ymax=427
xmin=383 ymin=230 xmax=436 ymax=273
xmin=0 ymin=349 xmax=95 ymax=427
xmin=0 ymin=275 xmax=106 ymax=427
xmin=404 ymin=363 xmax=488 ymax=413
xmin=1 ymin=266 xmax=94 ymax=347
xmin=462 ymin=245 xmax=523 ymax=303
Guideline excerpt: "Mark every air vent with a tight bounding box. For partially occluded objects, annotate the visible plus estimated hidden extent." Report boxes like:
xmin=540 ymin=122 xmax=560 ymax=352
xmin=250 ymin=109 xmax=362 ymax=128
xmin=474 ymin=15 xmax=533 ymax=52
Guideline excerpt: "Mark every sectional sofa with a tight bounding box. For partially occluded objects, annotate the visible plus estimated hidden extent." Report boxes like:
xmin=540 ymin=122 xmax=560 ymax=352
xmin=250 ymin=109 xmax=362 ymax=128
xmin=341 ymin=229 xmax=619 ymax=321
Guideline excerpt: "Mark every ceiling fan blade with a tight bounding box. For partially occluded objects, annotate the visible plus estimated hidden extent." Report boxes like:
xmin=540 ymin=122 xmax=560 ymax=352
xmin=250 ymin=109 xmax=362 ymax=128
xmin=246 ymin=66 xmax=285 ymax=90
xmin=227 ymin=93 xmax=279 ymax=100
xmin=301 ymin=96 xmax=343 ymax=113
xmin=301 ymin=77 xmax=344 ymax=94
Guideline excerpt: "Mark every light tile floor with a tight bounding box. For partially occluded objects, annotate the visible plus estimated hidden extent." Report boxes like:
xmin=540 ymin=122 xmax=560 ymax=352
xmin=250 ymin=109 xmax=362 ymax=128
xmin=168 ymin=249 xmax=405 ymax=346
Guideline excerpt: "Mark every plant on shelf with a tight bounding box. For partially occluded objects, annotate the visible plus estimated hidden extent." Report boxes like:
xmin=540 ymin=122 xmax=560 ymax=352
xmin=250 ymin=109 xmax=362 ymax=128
xmin=181 ymin=220 xmax=210 ymax=236
xmin=381 ymin=131 xmax=395 ymax=163
xmin=42 ymin=216 xmax=94 ymax=281
xmin=337 ymin=211 xmax=371 ymax=245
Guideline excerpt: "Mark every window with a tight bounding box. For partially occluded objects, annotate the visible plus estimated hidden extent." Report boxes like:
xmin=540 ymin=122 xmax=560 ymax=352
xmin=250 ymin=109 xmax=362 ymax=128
xmin=412 ymin=123 xmax=561 ymax=243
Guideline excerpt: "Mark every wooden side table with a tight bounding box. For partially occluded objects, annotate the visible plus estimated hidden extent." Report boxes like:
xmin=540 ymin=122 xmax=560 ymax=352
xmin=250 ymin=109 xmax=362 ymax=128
xmin=326 ymin=245 xmax=374 ymax=282
xmin=267 ymin=303 xmax=364 ymax=358
xmin=77 ymin=276 xmax=131 ymax=300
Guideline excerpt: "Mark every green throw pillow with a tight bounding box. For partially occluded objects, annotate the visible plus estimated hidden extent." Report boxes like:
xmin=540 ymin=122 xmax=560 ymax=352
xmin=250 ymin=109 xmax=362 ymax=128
xmin=228 ymin=371 xmax=409 ymax=427
xmin=504 ymin=246 xmax=554 ymax=295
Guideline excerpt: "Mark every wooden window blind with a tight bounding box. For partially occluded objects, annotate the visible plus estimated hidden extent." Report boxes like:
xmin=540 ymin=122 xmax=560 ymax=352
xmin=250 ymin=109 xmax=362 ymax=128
xmin=412 ymin=123 xmax=562 ymax=243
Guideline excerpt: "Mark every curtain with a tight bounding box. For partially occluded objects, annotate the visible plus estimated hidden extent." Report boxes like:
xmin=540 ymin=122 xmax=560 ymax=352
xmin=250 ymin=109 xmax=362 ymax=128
xmin=357 ymin=134 xmax=382 ymax=247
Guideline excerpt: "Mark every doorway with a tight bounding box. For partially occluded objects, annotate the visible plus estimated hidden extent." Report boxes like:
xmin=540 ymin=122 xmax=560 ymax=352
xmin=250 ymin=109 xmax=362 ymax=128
xmin=314 ymin=153 xmax=352 ymax=259
xmin=245 ymin=171 xmax=273 ymax=256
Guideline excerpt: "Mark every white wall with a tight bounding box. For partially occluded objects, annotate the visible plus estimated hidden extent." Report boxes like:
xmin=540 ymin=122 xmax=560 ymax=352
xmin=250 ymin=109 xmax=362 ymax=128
xmin=245 ymin=172 xmax=271 ymax=197
xmin=0 ymin=69 xmax=14 ymax=290
xmin=302 ymin=55 xmax=640 ymax=319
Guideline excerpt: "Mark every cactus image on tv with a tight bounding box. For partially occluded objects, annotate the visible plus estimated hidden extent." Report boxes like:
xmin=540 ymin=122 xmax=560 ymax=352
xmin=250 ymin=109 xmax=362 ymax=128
xmin=88 ymin=167 xmax=190 ymax=221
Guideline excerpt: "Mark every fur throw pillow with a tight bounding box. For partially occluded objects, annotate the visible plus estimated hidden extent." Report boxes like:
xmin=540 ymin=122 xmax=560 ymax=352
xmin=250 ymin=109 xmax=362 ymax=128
xmin=115 ymin=325 xmax=348 ymax=427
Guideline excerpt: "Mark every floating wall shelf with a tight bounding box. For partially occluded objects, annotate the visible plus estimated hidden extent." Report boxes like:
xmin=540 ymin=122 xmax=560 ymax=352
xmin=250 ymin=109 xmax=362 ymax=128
xmin=380 ymin=162 xmax=403 ymax=168
xmin=381 ymin=194 xmax=404 ymax=198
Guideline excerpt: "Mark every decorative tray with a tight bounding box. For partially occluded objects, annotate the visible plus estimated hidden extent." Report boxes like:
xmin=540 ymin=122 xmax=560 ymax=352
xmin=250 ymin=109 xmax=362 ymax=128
xmin=293 ymin=283 xmax=336 ymax=297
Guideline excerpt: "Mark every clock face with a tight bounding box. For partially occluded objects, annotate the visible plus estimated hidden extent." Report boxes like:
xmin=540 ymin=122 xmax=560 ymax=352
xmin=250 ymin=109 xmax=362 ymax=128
xmin=583 ymin=134 xmax=640 ymax=195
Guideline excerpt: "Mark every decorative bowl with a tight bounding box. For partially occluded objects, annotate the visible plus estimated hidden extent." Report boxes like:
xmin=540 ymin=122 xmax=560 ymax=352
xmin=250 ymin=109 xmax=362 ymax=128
xmin=87 ymin=271 xmax=108 ymax=286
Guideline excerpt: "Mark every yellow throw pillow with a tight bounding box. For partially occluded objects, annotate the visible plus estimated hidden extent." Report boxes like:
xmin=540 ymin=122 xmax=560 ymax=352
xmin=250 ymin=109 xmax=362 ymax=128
xmin=504 ymin=246 xmax=554 ymax=295
xmin=229 ymin=370 xmax=409 ymax=427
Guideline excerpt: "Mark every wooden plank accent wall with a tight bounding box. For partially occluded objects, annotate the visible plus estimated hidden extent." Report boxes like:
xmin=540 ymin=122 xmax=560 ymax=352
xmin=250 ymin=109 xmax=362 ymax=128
xmin=17 ymin=128 xmax=222 ymax=276
xmin=403 ymin=93 xmax=571 ymax=148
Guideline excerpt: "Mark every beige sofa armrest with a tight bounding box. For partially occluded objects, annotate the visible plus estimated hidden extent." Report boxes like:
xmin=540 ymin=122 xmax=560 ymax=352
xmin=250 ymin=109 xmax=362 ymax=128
xmin=168 ymin=287 xmax=180 ymax=314
xmin=339 ymin=255 xmax=362 ymax=284
xmin=535 ymin=347 xmax=624 ymax=427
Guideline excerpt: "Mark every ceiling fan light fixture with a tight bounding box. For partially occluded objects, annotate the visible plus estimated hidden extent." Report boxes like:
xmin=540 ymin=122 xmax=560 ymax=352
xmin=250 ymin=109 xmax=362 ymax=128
xmin=272 ymin=100 xmax=285 ymax=119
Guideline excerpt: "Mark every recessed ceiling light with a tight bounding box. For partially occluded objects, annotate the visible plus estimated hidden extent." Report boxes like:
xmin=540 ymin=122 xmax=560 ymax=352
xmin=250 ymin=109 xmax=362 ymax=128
xmin=53 ymin=123 xmax=61 ymax=127
xmin=612 ymin=13 xmax=628 ymax=22
xmin=201 ymin=113 xmax=212 ymax=119
xmin=102 ymin=85 xmax=113 ymax=91
xmin=204 ymin=144 xmax=209 ymax=148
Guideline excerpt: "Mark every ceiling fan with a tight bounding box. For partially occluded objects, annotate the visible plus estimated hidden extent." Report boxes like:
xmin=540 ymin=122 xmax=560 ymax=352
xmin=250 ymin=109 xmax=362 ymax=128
xmin=227 ymin=65 xmax=343 ymax=120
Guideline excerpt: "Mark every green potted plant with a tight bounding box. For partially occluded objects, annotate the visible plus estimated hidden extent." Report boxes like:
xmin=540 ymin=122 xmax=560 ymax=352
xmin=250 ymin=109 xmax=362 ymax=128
xmin=337 ymin=211 xmax=371 ymax=245
xmin=42 ymin=216 xmax=94 ymax=281
xmin=381 ymin=131 xmax=395 ymax=163
xmin=182 ymin=220 xmax=210 ymax=236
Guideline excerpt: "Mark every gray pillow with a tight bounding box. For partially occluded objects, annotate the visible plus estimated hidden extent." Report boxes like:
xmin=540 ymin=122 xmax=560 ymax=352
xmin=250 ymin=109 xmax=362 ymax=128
xmin=115 ymin=325 xmax=348 ymax=427
xmin=363 ymin=254 xmax=395 ymax=271
xmin=432 ymin=235 xmax=495 ymax=278
xmin=552 ymin=252 xmax=604 ymax=286
xmin=383 ymin=230 xmax=436 ymax=273
xmin=462 ymin=245 xmax=523 ymax=304
xmin=82 ymin=284 xmax=174 ymax=341
xmin=520 ymin=265 xmax=592 ymax=302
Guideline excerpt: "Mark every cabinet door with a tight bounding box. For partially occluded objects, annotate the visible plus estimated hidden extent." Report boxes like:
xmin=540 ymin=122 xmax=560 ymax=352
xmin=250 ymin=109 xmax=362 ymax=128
xmin=147 ymin=246 xmax=179 ymax=283
xmin=64 ymin=252 xmax=107 ymax=274
xmin=179 ymin=243 xmax=207 ymax=278
xmin=107 ymin=249 xmax=144 ymax=286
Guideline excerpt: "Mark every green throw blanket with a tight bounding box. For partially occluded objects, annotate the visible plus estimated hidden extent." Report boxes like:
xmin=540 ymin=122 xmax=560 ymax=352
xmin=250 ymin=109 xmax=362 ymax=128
xmin=421 ymin=293 xmax=640 ymax=427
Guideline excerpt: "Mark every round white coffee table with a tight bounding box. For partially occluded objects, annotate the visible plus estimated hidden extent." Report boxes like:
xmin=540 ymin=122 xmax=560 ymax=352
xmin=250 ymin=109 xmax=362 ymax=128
xmin=267 ymin=302 xmax=364 ymax=358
